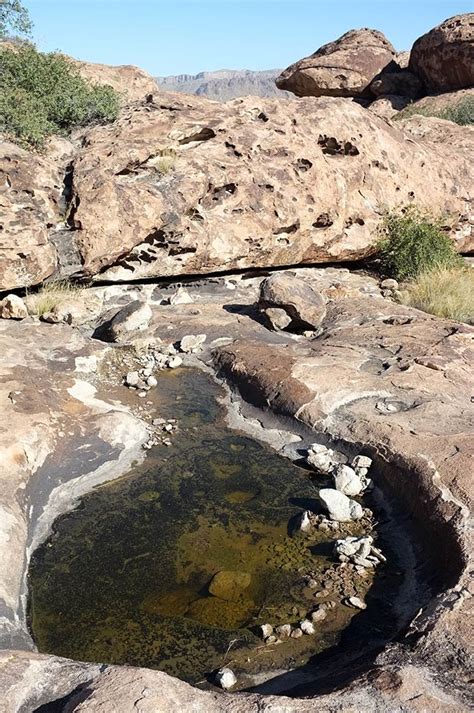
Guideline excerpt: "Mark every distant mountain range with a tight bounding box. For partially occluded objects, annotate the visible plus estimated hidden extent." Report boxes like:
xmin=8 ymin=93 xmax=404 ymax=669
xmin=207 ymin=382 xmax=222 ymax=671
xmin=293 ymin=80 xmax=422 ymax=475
xmin=156 ymin=69 xmax=291 ymax=101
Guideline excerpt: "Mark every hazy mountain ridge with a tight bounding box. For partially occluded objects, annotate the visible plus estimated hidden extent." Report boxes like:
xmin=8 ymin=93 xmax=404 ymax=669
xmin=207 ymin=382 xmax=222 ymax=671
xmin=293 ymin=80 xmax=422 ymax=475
xmin=156 ymin=68 xmax=291 ymax=100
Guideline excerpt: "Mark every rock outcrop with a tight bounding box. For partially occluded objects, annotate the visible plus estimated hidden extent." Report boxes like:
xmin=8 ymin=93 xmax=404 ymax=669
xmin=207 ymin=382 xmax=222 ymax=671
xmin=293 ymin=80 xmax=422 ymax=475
xmin=72 ymin=58 xmax=158 ymax=102
xmin=1 ymin=92 xmax=472 ymax=290
xmin=409 ymin=13 xmax=474 ymax=92
xmin=276 ymin=29 xmax=396 ymax=98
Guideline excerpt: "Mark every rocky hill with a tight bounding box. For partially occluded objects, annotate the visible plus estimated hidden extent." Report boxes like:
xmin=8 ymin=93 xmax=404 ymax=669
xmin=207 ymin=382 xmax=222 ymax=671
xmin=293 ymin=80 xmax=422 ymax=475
xmin=156 ymin=68 xmax=291 ymax=100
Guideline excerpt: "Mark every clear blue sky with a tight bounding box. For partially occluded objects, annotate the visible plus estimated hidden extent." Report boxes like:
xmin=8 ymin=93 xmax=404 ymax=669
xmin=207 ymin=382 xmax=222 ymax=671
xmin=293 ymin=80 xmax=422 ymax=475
xmin=25 ymin=1 xmax=472 ymax=76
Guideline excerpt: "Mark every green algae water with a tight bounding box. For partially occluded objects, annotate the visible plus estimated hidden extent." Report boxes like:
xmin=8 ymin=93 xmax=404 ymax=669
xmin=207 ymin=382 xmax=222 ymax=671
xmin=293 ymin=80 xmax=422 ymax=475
xmin=28 ymin=368 xmax=374 ymax=687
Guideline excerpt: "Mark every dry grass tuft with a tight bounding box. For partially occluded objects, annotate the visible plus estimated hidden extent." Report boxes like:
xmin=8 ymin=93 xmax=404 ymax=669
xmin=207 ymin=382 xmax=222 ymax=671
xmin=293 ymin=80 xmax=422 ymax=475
xmin=400 ymin=266 xmax=474 ymax=324
xmin=25 ymin=280 xmax=83 ymax=316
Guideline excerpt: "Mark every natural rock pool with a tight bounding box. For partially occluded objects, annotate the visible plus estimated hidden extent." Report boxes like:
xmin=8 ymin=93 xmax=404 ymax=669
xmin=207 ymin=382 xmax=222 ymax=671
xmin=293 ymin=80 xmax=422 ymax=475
xmin=28 ymin=367 xmax=403 ymax=690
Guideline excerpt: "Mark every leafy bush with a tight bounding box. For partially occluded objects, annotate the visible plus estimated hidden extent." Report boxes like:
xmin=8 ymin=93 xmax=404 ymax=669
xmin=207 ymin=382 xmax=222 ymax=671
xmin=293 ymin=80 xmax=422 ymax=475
xmin=0 ymin=45 xmax=120 ymax=148
xmin=400 ymin=266 xmax=474 ymax=324
xmin=396 ymin=95 xmax=474 ymax=126
xmin=377 ymin=208 xmax=460 ymax=280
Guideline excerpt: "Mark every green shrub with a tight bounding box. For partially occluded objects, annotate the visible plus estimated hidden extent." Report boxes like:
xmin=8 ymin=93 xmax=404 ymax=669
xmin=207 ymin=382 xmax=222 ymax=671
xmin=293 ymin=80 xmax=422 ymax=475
xmin=396 ymin=95 xmax=474 ymax=126
xmin=0 ymin=45 xmax=120 ymax=148
xmin=400 ymin=265 xmax=474 ymax=324
xmin=377 ymin=208 xmax=460 ymax=280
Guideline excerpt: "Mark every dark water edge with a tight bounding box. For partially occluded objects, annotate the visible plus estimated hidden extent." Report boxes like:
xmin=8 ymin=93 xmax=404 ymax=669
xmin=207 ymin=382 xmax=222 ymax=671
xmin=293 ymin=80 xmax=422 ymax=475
xmin=28 ymin=367 xmax=393 ymax=688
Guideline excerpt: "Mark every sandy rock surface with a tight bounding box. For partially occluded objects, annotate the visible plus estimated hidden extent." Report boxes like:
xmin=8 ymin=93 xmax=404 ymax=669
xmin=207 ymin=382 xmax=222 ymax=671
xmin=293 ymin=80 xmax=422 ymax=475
xmin=1 ymin=93 xmax=472 ymax=290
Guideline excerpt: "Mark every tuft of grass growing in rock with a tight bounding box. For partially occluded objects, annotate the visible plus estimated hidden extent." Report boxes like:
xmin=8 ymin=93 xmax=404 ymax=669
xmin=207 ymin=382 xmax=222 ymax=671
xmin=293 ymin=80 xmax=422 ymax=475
xmin=0 ymin=44 xmax=120 ymax=149
xmin=395 ymin=95 xmax=474 ymax=126
xmin=25 ymin=280 xmax=83 ymax=316
xmin=399 ymin=266 xmax=474 ymax=324
xmin=377 ymin=207 xmax=461 ymax=281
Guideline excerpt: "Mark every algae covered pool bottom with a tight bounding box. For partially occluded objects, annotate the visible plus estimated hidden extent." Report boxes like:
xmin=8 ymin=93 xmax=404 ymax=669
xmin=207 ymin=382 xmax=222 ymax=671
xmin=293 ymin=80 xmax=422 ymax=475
xmin=28 ymin=367 xmax=375 ymax=687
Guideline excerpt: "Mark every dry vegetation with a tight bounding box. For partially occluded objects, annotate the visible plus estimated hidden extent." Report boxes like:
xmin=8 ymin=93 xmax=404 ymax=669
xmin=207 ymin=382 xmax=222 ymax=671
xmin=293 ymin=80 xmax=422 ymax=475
xmin=25 ymin=280 xmax=84 ymax=316
xmin=400 ymin=266 xmax=474 ymax=324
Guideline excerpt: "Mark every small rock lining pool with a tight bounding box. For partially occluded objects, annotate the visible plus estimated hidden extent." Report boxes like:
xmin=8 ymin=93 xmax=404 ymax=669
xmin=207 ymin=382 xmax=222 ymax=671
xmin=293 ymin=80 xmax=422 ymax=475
xmin=27 ymin=368 xmax=400 ymax=690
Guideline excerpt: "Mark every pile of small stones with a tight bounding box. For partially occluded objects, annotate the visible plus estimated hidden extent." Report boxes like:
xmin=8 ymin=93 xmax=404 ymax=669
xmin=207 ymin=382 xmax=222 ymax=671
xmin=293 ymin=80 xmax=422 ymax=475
xmin=142 ymin=417 xmax=178 ymax=449
xmin=334 ymin=535 xmax=386 ymax=570
xmin=258 ymin=601 xmax=336 ymax=644
xmin=123 ymin=334 xmax=208 ymax=397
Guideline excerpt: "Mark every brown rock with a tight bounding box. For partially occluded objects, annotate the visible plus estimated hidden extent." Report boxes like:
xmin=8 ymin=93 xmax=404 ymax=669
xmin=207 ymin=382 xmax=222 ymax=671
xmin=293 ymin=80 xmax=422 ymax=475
xmin=259 ymin=272 xmax=326 ymax=330
xmin=1 ymin=90 xmax=473 ymax=290
xmin=276 ymin=28 xmax=396 ymax=98
xmin=368 ymin=95 xmax=411 ymax=119
xmin=370 ymin=71 xmax=423 ymax=99
xmin=409 ymin=13 xmax=474 ymax=92
xmin=0 ymin=142 xmax=61 ymax=291
xmin=71 ymin=58 xmax=158 ymax=102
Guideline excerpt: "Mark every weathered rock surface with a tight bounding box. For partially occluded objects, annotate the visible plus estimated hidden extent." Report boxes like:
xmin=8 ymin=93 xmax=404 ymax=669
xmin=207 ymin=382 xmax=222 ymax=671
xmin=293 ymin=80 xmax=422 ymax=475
xmin=2 ymin=92 xmax=472 ymax=290
xmin=259 ymin=272 xmax=326 ymax=330
xmin=276 ymin=29 xmax=396 ymax=98
xmin=0 ymin=142 xmax=63 ymax=291
xmin=0 ymin=268 xmax=472 ymax=710
xmin=409 ymin=13 xmax=474 ymax=92
xmin=72 ymin=57 xmax=158 ymax=102
xmin=369 ymin=70 xmax=423 ymax=99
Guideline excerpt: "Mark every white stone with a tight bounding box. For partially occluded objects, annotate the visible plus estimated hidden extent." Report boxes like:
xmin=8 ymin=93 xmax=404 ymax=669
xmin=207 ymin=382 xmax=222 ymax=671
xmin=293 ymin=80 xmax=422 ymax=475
xmin=319 ymin=489 xmax=363 ymax=522
xmin=310 ymin=607 xmax=327 ymax=623
xmin=333 ymin=465 xmax=364 ymax=497
xmin=352 ymin=455 xmax=373 ymax=469
xmin=300 ymin=619 xmax=316 ymax=635
xmin=215 ymin=667 xmax=237 ymax=689
xmin=0 ymin=294 xmax=28 ymax=320
xmin=308 ymin=443 xmax=328 ymax=454
xmin=125 ymin=371 xmax=139 ymax=387
xmin=169 ymin=287 xmax=194 ymax=305
xmin=297 ymin=510 xmax=312 ymax=533
xmin=307 ymin=450 xmax=333 ymax=473
xmin=180 ymin=334 xmax=207 ymax=353
xmin=167 ymin=355 xmax=183 ymax=369
xmin=146 ymin=375 xmax=158 ymax=387
xmin=381 ymin=278 xmax=399 ymax=290
xmin=275 ymin=624 xmax=292 ymax=639
xmin=260 ymin=623 xmax=273 ymax=639
xmin=346 ymin=596 xmax=367 ymax=610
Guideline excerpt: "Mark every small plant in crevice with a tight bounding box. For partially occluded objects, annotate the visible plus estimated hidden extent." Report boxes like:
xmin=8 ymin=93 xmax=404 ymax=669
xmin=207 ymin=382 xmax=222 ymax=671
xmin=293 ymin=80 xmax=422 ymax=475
xmin=377 ymin=207 xmax=461 ymax=281
xmin=25 ymin=280 xmax=84 ymax=317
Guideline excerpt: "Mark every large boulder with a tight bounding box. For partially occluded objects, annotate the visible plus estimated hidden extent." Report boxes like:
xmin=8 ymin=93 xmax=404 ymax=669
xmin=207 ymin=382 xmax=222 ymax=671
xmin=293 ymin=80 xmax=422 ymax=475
xmin=259 ymin=272 xmax=326 ymax=330
xmin=276 ymin=28 xmax=396 ymax=98
xmin=1 ymin=92 xmax=473 ymax=290
xmin=409 ymin=13 xmax=474 ymax=92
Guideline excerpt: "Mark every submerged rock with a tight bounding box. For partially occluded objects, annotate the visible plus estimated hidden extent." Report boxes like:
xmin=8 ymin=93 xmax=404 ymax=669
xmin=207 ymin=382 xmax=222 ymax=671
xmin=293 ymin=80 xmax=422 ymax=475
xmin=208 ymin=570 xmax=251 ymax=602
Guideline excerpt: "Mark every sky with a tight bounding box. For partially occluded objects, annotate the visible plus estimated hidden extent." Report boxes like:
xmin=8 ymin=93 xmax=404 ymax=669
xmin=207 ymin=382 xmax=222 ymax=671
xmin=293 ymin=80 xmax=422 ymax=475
xmin=24 ymin=1 xmax=472 ymax=77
